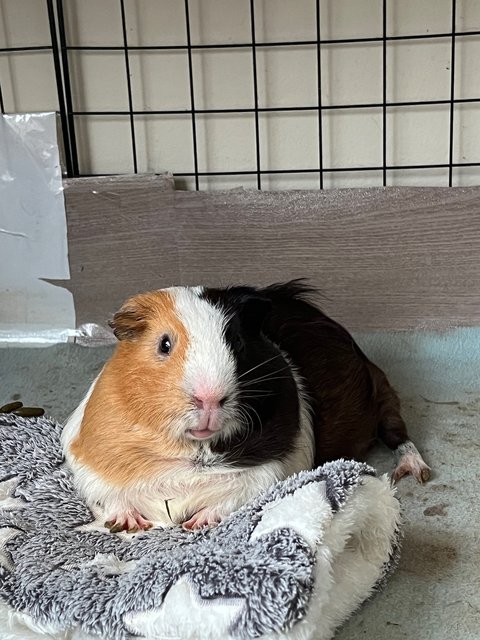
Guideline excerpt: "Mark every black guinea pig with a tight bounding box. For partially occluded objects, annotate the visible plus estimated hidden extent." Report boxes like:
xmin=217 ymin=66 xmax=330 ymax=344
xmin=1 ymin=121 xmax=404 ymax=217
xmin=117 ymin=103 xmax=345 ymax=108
xmin=62 ymin=280 xmax=430 ymax=533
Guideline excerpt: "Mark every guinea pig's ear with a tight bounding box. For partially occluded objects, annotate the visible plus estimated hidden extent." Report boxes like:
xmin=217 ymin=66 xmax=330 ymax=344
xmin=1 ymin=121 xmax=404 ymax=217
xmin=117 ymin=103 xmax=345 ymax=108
xmin=108 ymin=299 xmax=148 ymax=341
xmin=238 ymin=293 xmax=272 ymax=336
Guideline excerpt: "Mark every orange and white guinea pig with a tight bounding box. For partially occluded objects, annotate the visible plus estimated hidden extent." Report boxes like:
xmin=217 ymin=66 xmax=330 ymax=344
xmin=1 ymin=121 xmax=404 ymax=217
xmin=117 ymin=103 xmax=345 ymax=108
xmin=62 ymin=281 xmax=430 ymax=533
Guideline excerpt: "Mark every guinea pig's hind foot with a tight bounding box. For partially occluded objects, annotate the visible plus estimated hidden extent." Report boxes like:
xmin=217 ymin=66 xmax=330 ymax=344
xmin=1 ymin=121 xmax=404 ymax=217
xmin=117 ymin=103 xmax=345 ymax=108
xmin=182 ymin=507 xmax=221 ymax=531
xmin=105 ymin=510 xmax=153 ymax=534
xmin=392 ymin=440 xmax=431 ymax=484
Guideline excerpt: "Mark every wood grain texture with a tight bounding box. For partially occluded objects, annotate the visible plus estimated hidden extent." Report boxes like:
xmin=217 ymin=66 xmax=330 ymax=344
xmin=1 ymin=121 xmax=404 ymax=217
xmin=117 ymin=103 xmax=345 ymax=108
xmin=52 ymin=181 xmax=480 ymax=332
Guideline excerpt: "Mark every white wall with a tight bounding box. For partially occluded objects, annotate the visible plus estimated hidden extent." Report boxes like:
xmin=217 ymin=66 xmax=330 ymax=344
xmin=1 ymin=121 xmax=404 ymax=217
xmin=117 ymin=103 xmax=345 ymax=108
xmin=1 ymin=0 xmax=480 ymax=189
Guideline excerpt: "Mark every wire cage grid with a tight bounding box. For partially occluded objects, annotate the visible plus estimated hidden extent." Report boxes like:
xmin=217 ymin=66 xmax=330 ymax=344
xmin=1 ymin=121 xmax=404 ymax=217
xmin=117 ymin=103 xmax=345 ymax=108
xmin=1 ymin=0 xmax=479 ymax=189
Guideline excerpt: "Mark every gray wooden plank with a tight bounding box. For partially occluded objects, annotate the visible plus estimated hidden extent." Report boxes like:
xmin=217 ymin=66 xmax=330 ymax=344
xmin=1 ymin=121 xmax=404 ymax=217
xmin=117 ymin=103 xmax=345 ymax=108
xmin=50 ymin=183 xmax=480 ymax=332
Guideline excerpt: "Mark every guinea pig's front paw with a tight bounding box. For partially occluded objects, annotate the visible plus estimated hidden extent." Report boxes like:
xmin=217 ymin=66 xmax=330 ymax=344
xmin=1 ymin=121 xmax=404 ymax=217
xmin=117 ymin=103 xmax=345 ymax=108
xmin=182 ymin=507 xmax=222 ymax=531
xmin=105 ymin=510 xmax=153 ymax=534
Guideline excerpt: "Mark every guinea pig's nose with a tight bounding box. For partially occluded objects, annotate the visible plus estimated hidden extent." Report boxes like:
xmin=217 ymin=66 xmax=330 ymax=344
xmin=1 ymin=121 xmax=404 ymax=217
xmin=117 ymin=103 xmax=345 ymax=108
xmin=193 ymin=395 xmax=205 ymax=409
xmin=193 ymin=393 xmax=227 ymax=411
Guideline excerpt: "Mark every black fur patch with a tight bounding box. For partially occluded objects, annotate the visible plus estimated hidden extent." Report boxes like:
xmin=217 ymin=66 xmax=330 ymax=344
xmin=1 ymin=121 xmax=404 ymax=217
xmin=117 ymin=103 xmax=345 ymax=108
xmin=201 ymin=286 xmax=301 ymax=466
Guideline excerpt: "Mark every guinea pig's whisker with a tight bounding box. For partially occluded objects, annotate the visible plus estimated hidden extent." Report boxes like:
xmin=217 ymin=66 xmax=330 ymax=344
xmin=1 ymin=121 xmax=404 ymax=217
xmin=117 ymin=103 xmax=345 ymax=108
xmin=240 ymin=365 xmax=292 ymax=386
xmin=238 ymin=385 xmax=273 ymax=392
xmin=237 ymin=418 xmax=251 ymax=447
xmin=237 ymin=354 xmax=284 ymax=381
xmin=241 ymin=375 xmax=293 ymax=388
xmin=237 ymin=405 xmax=251 ymax=427
xmin=247 ymin=404 xmax=263 ymax=437
xmin=239 ymin=386 xmax=270 ymax=391
xmin=234 ymin=405 xmax=258 ymax=448
xmin=235 ymin=407 xmax=254 ymax=443
xmin=242 ymin=363 xmax=290 ymax=381
xmin=228 ymin=419 xmax=249 ymax=454
xmin=240 ymin=395 xmax=272 ymax=401
xmin=240 ymin=387 xmax=275 ymax=394
xmin=244 ymin=369 xmax=292 ymax=382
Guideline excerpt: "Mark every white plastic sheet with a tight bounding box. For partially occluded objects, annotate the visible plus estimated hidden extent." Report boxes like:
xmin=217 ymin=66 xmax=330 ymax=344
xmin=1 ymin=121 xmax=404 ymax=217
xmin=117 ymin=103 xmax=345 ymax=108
xmin=0 ymin=113 xmax=76 ymax=345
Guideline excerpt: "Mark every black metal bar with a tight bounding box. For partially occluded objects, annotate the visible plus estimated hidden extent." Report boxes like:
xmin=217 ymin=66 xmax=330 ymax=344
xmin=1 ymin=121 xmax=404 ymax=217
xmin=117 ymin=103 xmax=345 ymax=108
xmin=56 ymin=0 xmax=79 ymax=176
xmin=43 ymin=28 xmax=480 ymax=53
xmin=0 ymin=46 xmax=53 ymax=53
xmin=315 ymin=0 xmax=324 ymax=190
xmin=382 ymin=0 xmax=387 ymax=186
xmin=119 ymin=0 xmax=138 ymax=173
xmin=448 ymin=0 xmax=457 ymax=187
xmin=46 ymin=0 xmax=73 ymax=176
xmin=68 ymin=95 xmax=480 ymax=118
xmin=0 ymin=82 xmax=5 ymax=114
xmin=184 ymin=0 xmax=199 ymax=190
xmin=77 ymin=160 xmax=480 ymax=179
xmin=170 ymin=161 xmax=480 ymax=176
xmin=249 ymin=0 xmax=261 ymax=190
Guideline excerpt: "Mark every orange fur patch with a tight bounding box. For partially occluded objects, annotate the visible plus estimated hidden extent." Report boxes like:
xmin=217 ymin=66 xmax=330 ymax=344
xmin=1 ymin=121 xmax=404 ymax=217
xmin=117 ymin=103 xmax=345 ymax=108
xmin=71 ymin=290 xmax=196 ymax=486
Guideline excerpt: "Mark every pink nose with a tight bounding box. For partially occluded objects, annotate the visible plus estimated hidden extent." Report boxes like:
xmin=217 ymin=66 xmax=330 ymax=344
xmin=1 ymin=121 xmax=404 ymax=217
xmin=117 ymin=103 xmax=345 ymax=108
xmin=193 ymin=392 xmax=227 ymax=411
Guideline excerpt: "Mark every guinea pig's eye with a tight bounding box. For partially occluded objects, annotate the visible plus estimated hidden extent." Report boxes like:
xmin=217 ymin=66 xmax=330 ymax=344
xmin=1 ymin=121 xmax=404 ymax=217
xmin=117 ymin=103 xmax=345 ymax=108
xmin=158 ymin=334 xmax=172 ymax=356
xmin=226 ymin=328 xmax=244 ymax=353
xmin=233 ymin=335 xmax=244 ymax=352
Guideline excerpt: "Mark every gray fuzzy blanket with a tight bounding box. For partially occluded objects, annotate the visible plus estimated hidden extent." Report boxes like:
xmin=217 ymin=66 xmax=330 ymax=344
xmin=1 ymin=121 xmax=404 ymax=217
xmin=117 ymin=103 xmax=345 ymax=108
xmin=0 ymin=414 xmax=401 ymax=640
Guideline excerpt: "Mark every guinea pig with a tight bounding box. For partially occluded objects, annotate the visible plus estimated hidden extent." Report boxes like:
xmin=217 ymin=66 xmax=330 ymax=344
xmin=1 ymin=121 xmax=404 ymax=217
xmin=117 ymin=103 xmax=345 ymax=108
xmin=62 ymin=281 xmax=430 ymax=533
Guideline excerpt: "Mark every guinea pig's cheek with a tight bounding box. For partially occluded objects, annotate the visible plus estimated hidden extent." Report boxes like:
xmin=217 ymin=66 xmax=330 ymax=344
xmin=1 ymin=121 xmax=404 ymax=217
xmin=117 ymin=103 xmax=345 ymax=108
xmin=169 ymin=418 xmax=193 ymax=444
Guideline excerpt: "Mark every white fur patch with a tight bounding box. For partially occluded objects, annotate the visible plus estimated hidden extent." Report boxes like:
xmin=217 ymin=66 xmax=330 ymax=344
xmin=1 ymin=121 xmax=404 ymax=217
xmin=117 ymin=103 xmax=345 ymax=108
xmin=79 ymin=553 xmax=137 ymax=575
xmin=64 ymin=436 xmax=289 ymax=529
xmin=0 ymin=479 xmax=23 ymax=571
xmin=172 ymin=287 xmax=237 ymax=401
xmin=395 ymin=439 xmax=421 ymax=459
xmin=251 ymin=481 xmax=330 ymax=549
xmin=61 ymin=372 xmax=101 ymax=462
xmin=0 ymin=478 xmax=24 ymax=514
xmin=0 ymin=528 xmax=21 ymax=571
xmin=0 ymin=478 xmax=18 ymax=500
xmin=124 ymin=576 xmax=243 ymax=639
xmin=0 ymin=602 xmax=90 ymax=640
